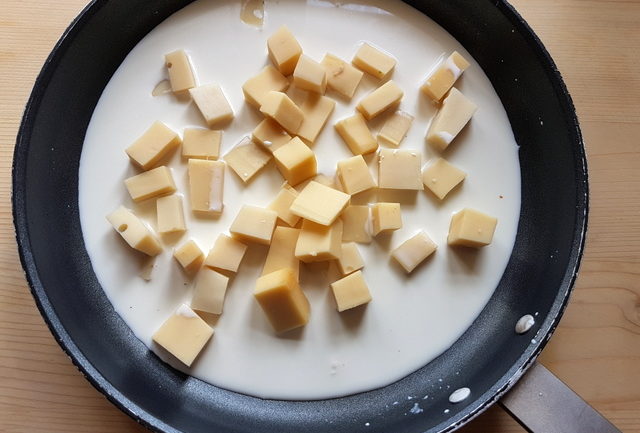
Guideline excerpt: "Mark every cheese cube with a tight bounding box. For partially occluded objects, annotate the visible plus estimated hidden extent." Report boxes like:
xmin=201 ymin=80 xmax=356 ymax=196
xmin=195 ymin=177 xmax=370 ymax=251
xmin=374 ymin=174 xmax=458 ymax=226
xmin=371 ymin=202 xmax=402 ymax=235
xmin=189 ymin=84 xmax=234 ymax=127
xmin=174 ymin=240 xmax=205 ymax=274
xmin=106 ymin=206 xmax=162 ymax=256
xmin=295 ymin=219 xmax=343 ymax=263
xmin=252 ymin=118 xmax=291 ymax=153
xmin=242 ymin=65 xmax=289 ymax=108
xmin=356 ymin=80 xmax=403 ymax=120
xmin=336 ymin=155 xmax=376 ymax=195
xmin=204 ymin=234 xmax=247 ymax=273
xmin=422 ymin=158 xmax=466 ymax=200
xmin=335 ymin=113 xmax=377 ymax=155
xmin=321 ymin=53 xmax=364 ymax=99
xmin=341 ymin=205 xmax=371 ymax=243
xmin=263 ymin=226 xmax=300 ymax=277
xmin=125 ymin=121 xmax=181 ymax=171
xmin=336 ymin=242 xmax=364 ymax=275
xmin=152 ymin=304 xmax=213 ymax=367
xmin=267 ymin=26 xmax=302 ymax=76
xmin=377 ymin=110 xmax=413 ymax=147
xmin=330 ymin=270 xmax=372 ymax=312
xmin=139 ymin=256 xmax=156 ymax=281
xmin=124 ymin=166 xmax=176 ymax=202
xmin=229 ymin=205 xmax=278 ymax=245
xmin=293 ymin=55 xmax=327 ymax=94
xmin=260 ymin=91 xmax=304 ymax=134
xmin=291 ymin=181 xmax=350 ymax=226
xmin=165 ymin=50 xmax=196 ymax=93
xmin=268 ymin=184 xmax=300 ymax=227
xmin=312 ymin=173 xmax=338 ymax=190
xmin=254 ymin=268 xmax=310 ymax=333
xmin=188 ymin=159 xmax=224 ymax=214
xmin=421 ymin=51 xmax=470 ymax=102
xmin=391 ymin=231 xmax=437 ymax=273
xmin=156 ymin=194 xmax=186 ymax=234
xmin=273 ymin=137 xmax=317 ymax=186
xmin=447 ymin=208 xmax=497 ymax=248
xmin=191 ymin=268 xmax=229 ymax=315
xmin=224 ymin=136 xmax=271 ymax=183
xmin=352 ymin=43 xmax=396 ymax=79
xmin=297 ymin=93 xmax=336 ymax=144
xmin=182 ymin=128 xmax=221 ymax=160
xmin=426 ymin=88 xmax=477 ymax=151
xmin=377 ymin=149 xmax=423 ymax=190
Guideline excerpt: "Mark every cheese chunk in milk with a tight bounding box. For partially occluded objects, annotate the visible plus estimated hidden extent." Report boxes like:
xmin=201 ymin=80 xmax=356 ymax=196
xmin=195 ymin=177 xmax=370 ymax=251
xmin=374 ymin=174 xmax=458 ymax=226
xmin=204 ymin=234 xmax=248 ymax=274
xmin=263 ymin=226 xmax=300 ymax=278
xmin=421 ymin=51 xmax=470 ymax=102
xmin=371 ymin=202 xmax=402 ymax=236
xmin=426 ymin=88 xmax=477 ymax=151
xmin=106 ymin=206 xmax=162 ymax=256
xmin=391 ymin=231 xmax=437 ymax=273
xmin=291 ymin=181 xmax=350 ymax=226
xmin=224 ymin=136 xmax=271 ymax=183
xmin=447 ymin=208 xmax=497 ymax=248
xmin=182 ymin=128 xmax=221 ymax=160
xmin=335 ymin=113 xmax=377 ymax=155
xmin=340 ymin=205 xmax=371 ymax=244
xmin=187 ymin=159 xmax=224 ymax=214
xmin=293 ymin=55 xmax=327 ymax=94
xmin=352 ymin=43 xmax=396 ymax=79
xmin=295 ymin=219 xmax=343 ymax=263
xmin=229 ymin=205 xmax=278 ymax=245
xmin=336 ymin=155 xmax=376 ymax=195
xmin=356 ymin=80 xmax=403 ymax=120
xmin=321 ymin=53 xmax=364 ymax=99
xmin=252 ymin=118 xmax=292 ymax=153
xmin=377 ymin=149 xmax=423 ymax=190
xmin=297 ymin=93 xmax=335 ymax=144
xmin=242 ymin=65 xmax=289 ymax=108
xmin=125 ymin=121 xmax=181 ymax=171
xmin=273 ymin=137 xmax=317 ymax=186
xmin=336 ymin=242 xmax=365 ymax=276
xmin=377 ymin=111 xmax=413 ymax=147
xmin=189 ymin=84 xmax=234 ymax=127
xmin=156 ymin=194 xmax=186 ymax=234
xmin=268 ymin=184 xmax=300 ymax=227
xmin=260 ymin=91 xmax=304 ymax=135
xmin=254 ymin=268 xmax=310 ymax=334
xmin=173 ymin=239 xmax=205 ymax=274
xmin=422 ymin=158 xmax=466 ymax=200
xmin=124 ymin=166 xmax=176 ymax=202
xmin=191 ymin=268 xmax=229 ymax=315
xmin=267 ymin=26 xmax=302 ymax=76
xmin=330 ymin=270 xmax=372 ymax=312
xmin=165 ymin=50 xmax=196 ymax=93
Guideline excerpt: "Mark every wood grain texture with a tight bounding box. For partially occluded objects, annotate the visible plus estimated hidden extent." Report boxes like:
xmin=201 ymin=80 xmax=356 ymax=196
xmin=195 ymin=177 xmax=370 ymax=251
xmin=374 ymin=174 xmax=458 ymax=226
xmin=0 ymin=1 xmax=638 ymax=432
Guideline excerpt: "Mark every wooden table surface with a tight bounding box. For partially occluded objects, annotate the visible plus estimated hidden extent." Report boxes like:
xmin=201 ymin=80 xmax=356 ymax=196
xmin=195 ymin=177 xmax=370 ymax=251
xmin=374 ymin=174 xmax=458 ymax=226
xmin=1 ymin=1 xmax=638 ymax=432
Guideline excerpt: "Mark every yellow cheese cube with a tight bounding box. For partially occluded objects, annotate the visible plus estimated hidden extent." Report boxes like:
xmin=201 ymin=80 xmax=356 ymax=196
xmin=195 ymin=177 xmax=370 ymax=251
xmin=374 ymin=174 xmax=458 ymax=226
xmin=340 ymin=205 xmax=371 ymax=243
xmin=330 ymin=270 xmax=372 ymax=312
xmin=156 ymin=194 xmax=186 ymax=234
xmin=336 ymin=155 xmax=376 ymax=195
xmin=377 ymin=110 xmax=413 ymax=147
xmin=174 ymin=240 xmax=205 ymax=274
xmin=421 ymin=51 xmax=470 ymax=101
xmin=254 ymin=268 xmax=310 ymax=333
xmin=295 ymin=219 xmax=343 ymax=263
xmin=267 ymin=184 xmax=300 ymax=227
xmin=229 ymin=205 xmax=278 ymax=245
xmin=263 ymin=226 xmax=300 ymax=278
xmin=426 ymin=88 xmax=477 ymax=151
xmin=378 ymin=149 xmax=423 ymax=190
xmin=392 ymin=231 xmax=437 ymax=273
xmin=422 ymin=158 xmax=466 ymax=200
xmin=267 ymin=26 xmax=302 ymax=76
xmin=371 ymin=202 xmax=402 ymax=235
xmin=297 ymin=93 xmax=336 ymax=144
xmin=224 ymin=136 xmax=272 ymax=183
xmin=106 ymin=206 xmax=162 ymax=256
xmin=165 ymin=50 xmax=196 ymax=93
xmin=321 ymin=53 xmax=364 ymax=99
xmin=291 ymin=181 xmax=350 ymax=226
xmin=252 ymin=118 xmax=291 ymax=153
xmin=336 ymin=243 xmax=364 ymax=276
xmin=124 ymin=166 xmax=176 ymax=202
xmin=242 ymin=65 xmax=289 ymax=108
xmin=187 ymin=159 xmax=225 ymax=214
xmin=182 ymin=128 xmax=221 ymax=160
xmin=356 ymin=80 xmax=403 ymax=120
xmin=335 ymin=113 xmax=377 ymax=155
xmin=189 ymin=84 xmax=234 ymax=127
xmin=352 ymin=43 xmax=396 ymax=79
xmin=260 ymin=91 xmax=304 ymax=134
xmin=152 ymin=304 xmax=213 ymax=367
xmin=293 ymin=55 xmax=327 ymax=94
xmin=125 ymin=121 xmax=181 ymax=171
xmin=191 ymin=268 xmax=229 ymax=315
xmin=204 ymin=234 xmax=248 ymax=273
xmin=447 ymin=208 xmax=497 ymax=248
xmin=273 ymin=137 xmax=317 ymax=186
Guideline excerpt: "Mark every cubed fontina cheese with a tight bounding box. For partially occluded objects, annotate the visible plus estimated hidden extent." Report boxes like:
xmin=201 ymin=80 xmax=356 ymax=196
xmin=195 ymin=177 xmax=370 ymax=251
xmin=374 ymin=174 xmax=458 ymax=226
xmin=422 ymin=158 xmax=466 ymax=200
xmin=229 ymin=205 xmax=278 ymax=245
xmin=187 ymin=159 xmax=224 ymax=214
xmin=421 ymin=51 xmax=470 ymax=102
xmin=335 ymin=113 xmax=377 ymax=156
xmin=352 ymin=43 xmax=396 ymax=79
xmin=377 ymin=149 xmax=423 ymax=190
xmin=191 ymin=268 xmax=229 ymax=315
xmin=290 ymin=181 xmax=350 ymax=226
xmin=106 ymin=206 xmax=162 ymax=256
xmin=254 ymin=268 xmax=310 ymax=334
xmin=293 ymin=55 xmax=327 ymax=94
xmin=156 ymin=194 xmax=186 ymax=234
xmin=267 ymin=184 xmax=300 ymax=227
xmin=224 ymin=136 xmax=272 ymax=183
xmin=297 ymin=93 xmax=336 ymax=144
xmin=189 ymin=84 xmax=234 ymax=127
xmin=242 ymin=65 xmax=289 ymax=109
xmin=152 ymin=304 xmax=213 ymax=367
xmin=124 ymin=166 xmax=176 ymax=202
xmin=321 ymin=53 xmax=364 ymax=99
xmin=165 ymin=50 xmax=196 ymax=93
xmin=173 ymin=239 xmax=205 ymax=274
xmin=263 ymin=226 xmax=300 ymax=278
xmin=330 ymin=270 xmax=372 ymax=312
xmin=252 ymin=118 xmax=291 ymax=153
xmin=182 ymin=128 xmax=221 ymax=160
xmin=267 ymin=26 xmax=302 ymax=76
xmin=371 ymin=202 xmax=402 ymax=236
xmin=426 ymin=88 xmax=477 ymax=151
xmin=273 ymin=137 xmax=317 ymax=186
xmin=447 ymin=208 xmax=497 ymax=248
xmin=377 ymin=110 xmax=413 ymax=147
xmin=340 ymin=205 xmax=371 ymax=244
xmin=125 ymin=121 xmax=181 ymax=171
xmin=356 ymin=80 xmax=403 ymax=120
xmin=336 ymin=242 xmax=365 ymax=276
xmin=391 ymin=231 xmax=437 ymax=273
xmin=260 ymin=91 xmax=304 ymax=135
xmin=336 ymin=155 xmax=376 ymax=195
xmin=204 ymin=234 xmax=248 ymax=273
xmin=295 ymin=219 xmax=343 ymax=263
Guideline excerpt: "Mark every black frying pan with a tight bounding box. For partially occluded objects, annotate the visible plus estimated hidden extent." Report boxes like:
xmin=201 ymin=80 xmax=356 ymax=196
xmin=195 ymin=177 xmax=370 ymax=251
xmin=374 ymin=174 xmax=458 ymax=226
xmin=13 ymin=1 xmax=592 ymax=432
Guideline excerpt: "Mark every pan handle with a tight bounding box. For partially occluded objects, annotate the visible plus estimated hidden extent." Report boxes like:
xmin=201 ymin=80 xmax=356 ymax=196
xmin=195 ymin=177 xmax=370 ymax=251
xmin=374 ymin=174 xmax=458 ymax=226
xmin=498 ymin=362 xmax=621 ymax=433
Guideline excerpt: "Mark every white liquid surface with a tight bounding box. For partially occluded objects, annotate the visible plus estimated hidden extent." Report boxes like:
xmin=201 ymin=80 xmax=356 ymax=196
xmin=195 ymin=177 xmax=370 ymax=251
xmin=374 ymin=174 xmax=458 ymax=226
xmin=79 ymin=0 xmax=521 ymax=400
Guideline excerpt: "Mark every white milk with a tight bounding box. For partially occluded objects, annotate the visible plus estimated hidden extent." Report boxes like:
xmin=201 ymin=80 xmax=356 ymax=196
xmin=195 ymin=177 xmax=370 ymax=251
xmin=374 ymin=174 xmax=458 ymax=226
xmin=79 ymin=0 xmax=521 ymax=400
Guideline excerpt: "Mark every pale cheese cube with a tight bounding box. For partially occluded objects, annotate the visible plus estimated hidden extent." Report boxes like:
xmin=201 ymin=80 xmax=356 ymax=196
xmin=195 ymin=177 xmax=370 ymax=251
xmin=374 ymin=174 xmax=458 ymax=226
xmin=125 ymin=121 xmax=181 ymax=171
xmin=295 ymin=219 xmax=343 ymax=263
xmin=189 ymin=84 xmax=234 ymax=127
xmin=352 ymin=43 xmax=396 ymax=79
xmin=336 ymin=242 xmax=365 ymax=276
xmin=391 ymin=231 xmax=437 ymax=273
xmin=335 ymin=113 xmax=377 ymax=155
xmin=263 ymin=226 xmax=300 ymax=278
xmin=267 ymin=184 xmax=300 ymax=227
xmin=165 ymin=50 xmax=196 ymax=93
xmin=254 ymin=268 xmax=310 ymax=333
xmin=290 ymin=181 xmax=350 ymax=226
xmin=377 ymin=111 xmax=413 ymax=147
xmin=330 ymin=270 xmax=372 ymax=312
xmin=252 ymin=118 xmax=291 ymax=153
xmin=204 ymin=234 xmax=247 ymax=273
xmin=447 ymin=208 xmax=497 ymax=248
xmin=267 ymin=26 xmax=302 ymax=76
xmin=421 ymin=51 xmax=470 ymax=102
xmin=187 ymin=159 xmax=225 ymax=214
xmin=106 ymin=206 xmax=162 ymax=256
xmin=273 ymin=137 xmax=317 ymax=186
xmin=426 ymin=88 xmax=477 ymax=151
xmin=336 ymin=155 xmax=376 ymax=195
xmin=242 ymin=65 xmax=289 ymax=108
xmin=313 ymin=173 xmax=338 ymax=190
xmin=174 ymin=239 xmax=205 ymax=274
xmin=422 ymin=158 xmax=466 ymax=200
xmin=297 ymin=93 xmax=336 ymax=144
xmin=156 ymin=195 xmax=186 ymax=234
xmin=371 ymin=202 xmax=402 ymax=236
xmin=191 ymin=268 xmax=229 ymax=315
xmin=340 ymin=205 xmax=371 ymax=243
xmin=124 ymin=166 xmax=176 ymax=202
xmin=224 ymin=136 xmax=271 ymax=183
xmin=321 ymin=53 xmax=364 ymax=99
xmin=182 ymin=128 xmax=221 ymax=160
xmin=356 ymin=80 xmax=403 ymax=120
xmin=293 ymin=55 xmax=327 ymax=94
xmin=229 ymin=205 xmax=278 ymax=245
xmin=260 ymin=91 xmax=304 ymax=134
xmin=378 ymin=149 xmax=423 ymax=190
